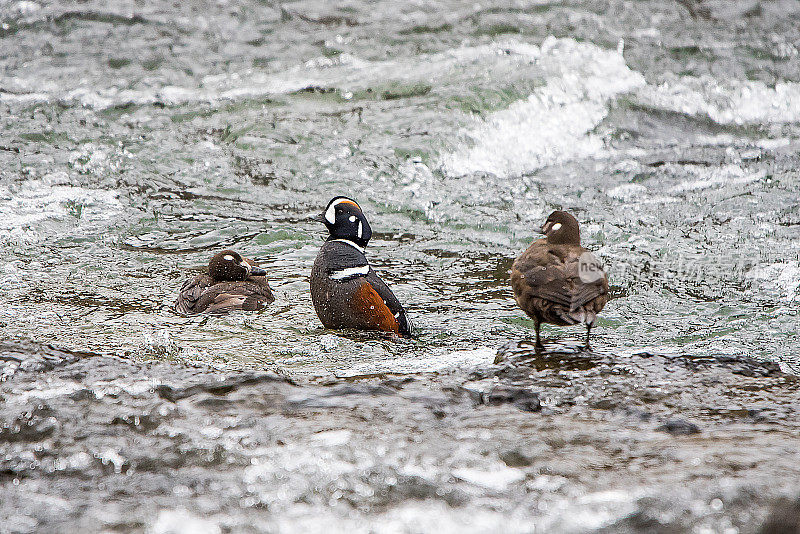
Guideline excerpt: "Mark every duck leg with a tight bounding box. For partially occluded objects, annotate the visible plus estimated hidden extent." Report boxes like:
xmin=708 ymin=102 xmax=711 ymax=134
xmin=535 ymin=320 xmax=543 ymax=349
xmin=584 ymin=323 xmax=592 ymax=350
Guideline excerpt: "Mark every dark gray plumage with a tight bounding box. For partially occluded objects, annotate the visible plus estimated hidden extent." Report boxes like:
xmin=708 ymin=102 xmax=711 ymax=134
xmin=310 ymin=197 xmax=412 ymax=337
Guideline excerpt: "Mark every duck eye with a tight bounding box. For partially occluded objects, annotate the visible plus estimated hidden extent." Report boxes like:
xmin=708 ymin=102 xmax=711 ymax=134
xmin=349 ymin=215 xmax=357 ymax=222
xmin=223 ymin=254 xmax=235 ymax=261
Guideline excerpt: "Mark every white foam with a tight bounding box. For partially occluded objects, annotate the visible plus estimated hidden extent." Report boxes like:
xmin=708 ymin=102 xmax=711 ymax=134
xmin=336 ymin=347 xmax=495 ymax=377
xmin=4 ymin=382 xmax=83 ymax=404
xmin=277 ymin=500 xmax=531 ymax=534
xmin=669 ymin=164 xmax=765 ymax=193
xmin=2 ymin=37 xmax=640 ymax=131
xmin=441 ymin=37 xmax=645 ymax=177
xmin=637 ymin=74 xmax=800 ymax=125
xmin=535 ymin=489 xmax=641 ymax=532
xmin=310 ymin=429 xmax=352 ymax=447
xmin=7 ymin=1 xmax=41 ymax=15
xmin=453 ymin=465 xmax=525 ymax=491
xmin=746 ymin=262 xmax=800 ymax=302
xmin=0 ymin=174 xmax=122 ymax=244
xmin=147 ymin=509 xmax=221 ymax=534
xmin=607 ymin=183 xmax=648 ymax=201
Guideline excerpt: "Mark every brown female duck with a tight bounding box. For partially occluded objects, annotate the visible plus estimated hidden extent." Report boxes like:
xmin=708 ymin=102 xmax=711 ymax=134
xmin=175 ymin=250 xmax=274 ymax=315
xmin=511 ymin=211 xmax=608 ymax=348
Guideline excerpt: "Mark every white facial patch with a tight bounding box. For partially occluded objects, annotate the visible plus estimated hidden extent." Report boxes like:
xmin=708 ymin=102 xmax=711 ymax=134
xmin=324 ymin=198 xmax=358 ymax=225
xmin=349 ymin=215 xmax=357 ymax=222
xmin=329 ymin=265 xmax=370 ymax=280
xmin=223 ymin=255 xmax=235 ymax=261
xmin=551 ymin=223 xmax=562 ymax=232
xmin=357 ymin=221 xmax=363 ymax=238
xmin=324 ymin=203 xmax=337 ymax=224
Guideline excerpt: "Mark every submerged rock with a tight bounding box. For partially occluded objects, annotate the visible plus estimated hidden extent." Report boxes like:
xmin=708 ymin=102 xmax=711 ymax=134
xmin=760 ymin=497 xmax=800 ymax=534
xmin=479 ymin=384 xmax=542 ymax=412
xmin=655 ymin=418 xmax=701 ymax=435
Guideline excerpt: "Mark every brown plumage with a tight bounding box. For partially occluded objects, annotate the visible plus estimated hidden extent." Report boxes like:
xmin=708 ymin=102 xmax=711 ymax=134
xmin=511 ymin=211 xmax=608 ymax=349
xmin=174 ymin=250 xmax=274 ymax=315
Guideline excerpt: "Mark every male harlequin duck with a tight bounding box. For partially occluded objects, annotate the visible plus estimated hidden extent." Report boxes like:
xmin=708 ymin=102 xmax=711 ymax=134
xmin=174 ymin=250 xmax=274 ymax=315
xmin=310 ymin=196 xmax=412 ymax=337
xmin=511 ymin=211 xmax=608 ymax=349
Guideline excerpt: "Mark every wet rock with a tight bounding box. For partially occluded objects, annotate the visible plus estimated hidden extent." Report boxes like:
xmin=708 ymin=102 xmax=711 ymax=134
xmin=499 ymin=449 xmax=533 ymax=467
xmin=380 ymin=377 xmax=415 ymax=389
xmin=480 ymin=384 xmax=541 ymax=412
xmin=622 ymin=408 xmax=654 ymax=422
xmin=656 ymin=418 xmax=701 ymax=435
xmin=660 ymin=352 xmax=786 ymax=378
xmin=494 ymin=340 xmax=610 ymax=371
xmin=321 ymin=384 xmax=397 ymax=397
xmin=590 ymin=398 xmax=617 ymax=410
xmin=0 ymin=341 xmax=91 ymax=380
xmin=109 ymin=408 xmax=164 ymax=432
xmin=0 ymin=339 xmax=798 ymax=532
xmin=192 ymin=395 xmax=236 ymax=411
xmin=370 ymin=474 xmax=467 ymax=508
xmin=713 ymin=355 xmax=784 ymax=378
xmin=286 ymin=383 xmax=399 ymax=409
xmin=67 ymin=388 xmax=96 ymax=401
xmin=0 ymin=402 xmax=58 ymax=443
xmin=155 ymin=373 xmax=291 ymax=402
xmin=759 ymin=497 xmax=800 ymax=534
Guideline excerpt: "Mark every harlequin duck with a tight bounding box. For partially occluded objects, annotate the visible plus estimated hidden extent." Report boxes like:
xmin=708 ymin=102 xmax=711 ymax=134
xmin=310 ymin=196 xmax=412 ymax=337
xmin=174 ymin=250 xmax=274 ymax=315
xmin=511 ymin=211 xmax=608 ymax=348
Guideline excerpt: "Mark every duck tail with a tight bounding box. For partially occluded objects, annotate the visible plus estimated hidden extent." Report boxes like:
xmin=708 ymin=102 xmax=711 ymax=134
xmin=556 ymin=307 xmax=596 ymax=325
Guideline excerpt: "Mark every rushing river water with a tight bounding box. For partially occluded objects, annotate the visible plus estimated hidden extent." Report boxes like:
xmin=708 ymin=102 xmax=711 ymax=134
xmin=1 ymin=0 xmax=800 ymax=532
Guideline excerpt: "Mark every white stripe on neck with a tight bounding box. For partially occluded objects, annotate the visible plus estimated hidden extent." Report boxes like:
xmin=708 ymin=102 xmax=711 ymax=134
xmin=329 ymin=265 xmax=370 ymax=280
xmin=330 ymin=239 xmax=365 ymax=254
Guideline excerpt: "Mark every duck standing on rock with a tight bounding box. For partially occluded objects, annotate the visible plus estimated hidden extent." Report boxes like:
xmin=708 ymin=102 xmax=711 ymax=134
xmin=175 ymin=250 xmax=274 ymax=315
xmin=511 ymin=211 xmax=608 ymax=349
xmin=310 ymin=196 xmax=412 ymax=337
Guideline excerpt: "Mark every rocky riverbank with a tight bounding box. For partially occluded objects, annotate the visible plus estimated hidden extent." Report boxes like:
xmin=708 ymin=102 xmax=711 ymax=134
xmin=2 ymin=340 xmax=798 ymax=533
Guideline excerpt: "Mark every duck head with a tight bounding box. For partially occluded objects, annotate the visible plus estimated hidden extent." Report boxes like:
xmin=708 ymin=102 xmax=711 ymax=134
xmin=540 ymin=211 xmax=581 ymax=246
xmin=316 ymin=196 xmax=372 ymax=249
xmin=208 ymin=250 xmax=266 ymax=282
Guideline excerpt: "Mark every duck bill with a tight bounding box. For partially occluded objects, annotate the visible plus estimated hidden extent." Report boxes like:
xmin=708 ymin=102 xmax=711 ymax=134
xmin=312 ymin=213 xmax=328 ymax=224
xmin=249 ymin=266 xmax=267 ymax=277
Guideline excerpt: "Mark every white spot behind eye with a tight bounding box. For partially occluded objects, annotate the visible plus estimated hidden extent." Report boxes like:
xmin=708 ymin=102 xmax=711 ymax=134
xmin=349 ymin=215 xmax=357 ymax=222
xmin=223 ymin=255 xmax=235 ymax=261
xmin=551 ymin=223 xmax=562 ymax=232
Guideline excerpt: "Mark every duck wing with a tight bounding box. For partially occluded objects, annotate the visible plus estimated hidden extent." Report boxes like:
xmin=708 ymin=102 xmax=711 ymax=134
xmin=355 ymin=270 xmax=413 ymax=337
xmin=174 ymin=274 xmax=213 ymax=315
xmin=176 ymin=277 xmax=273 ymax=315
xmin=198 ymin=281 xmax=273 ymax=314
xmin=513 ymin=245 xmax=607 ymax=312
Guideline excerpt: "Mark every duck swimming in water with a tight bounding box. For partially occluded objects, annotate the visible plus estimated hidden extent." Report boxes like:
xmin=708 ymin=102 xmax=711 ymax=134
xmin=310 ymin=196 xmax=412 ymax=337
xmin=174 ymin=250 xmax=274 ymax=315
